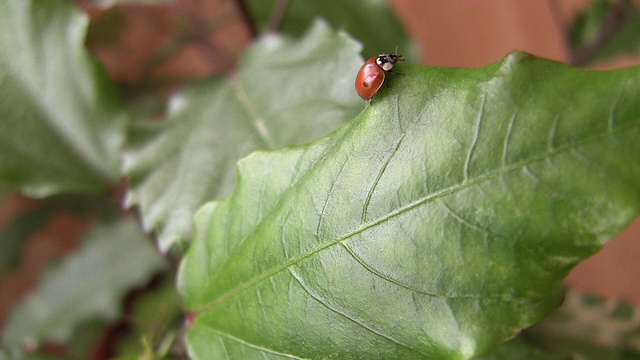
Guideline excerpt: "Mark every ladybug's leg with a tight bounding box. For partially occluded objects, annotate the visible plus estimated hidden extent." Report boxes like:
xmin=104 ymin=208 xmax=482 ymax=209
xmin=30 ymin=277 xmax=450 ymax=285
xmin=384 ymin=71 xmax=404 ymax=90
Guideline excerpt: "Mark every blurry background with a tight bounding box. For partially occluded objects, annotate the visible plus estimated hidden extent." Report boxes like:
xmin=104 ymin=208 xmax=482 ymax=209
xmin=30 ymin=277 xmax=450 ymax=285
xmin=1 ymin=0 xmax=639 ymax=345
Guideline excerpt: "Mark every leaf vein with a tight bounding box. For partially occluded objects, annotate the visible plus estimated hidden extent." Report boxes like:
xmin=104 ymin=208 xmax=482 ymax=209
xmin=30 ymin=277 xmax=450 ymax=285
xmin=437 ymin=200 xmax=489 ymax=236
xmin=361 ymin=132 xmax=406 ymax=223
xmin=502 ymin=110 xmax=518 ymax=166
xmin=233 ymin=78 xmax=276 ymax=148
xmin=548 ymin=115 xmax=560 ymax=152
xmin=288 ymin=267 xmax=414 ymax=351
xmin=464 ymin=93 xmax=486 ymax=182
xmin=208 ymin=327 xmax=306 ymax=359
xmin=339 ymin=242 xmax=439 ymax=297
xmin=316 ymin=157 xmax=349 ymax=238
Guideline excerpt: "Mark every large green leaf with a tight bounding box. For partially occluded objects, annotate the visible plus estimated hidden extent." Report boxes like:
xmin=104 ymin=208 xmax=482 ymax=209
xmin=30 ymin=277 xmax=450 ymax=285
xmin=178 ymin=52 xmax=640 ymax=359
xmin=245 ymin=0 xmax=417 ymax=61
xmin=0 ymin=0 xmax=126 ymax=196
xmin=2 ymin=218 xmax=165 ymax=351
xmin=124 ymin=20 xmax=364 ymax=252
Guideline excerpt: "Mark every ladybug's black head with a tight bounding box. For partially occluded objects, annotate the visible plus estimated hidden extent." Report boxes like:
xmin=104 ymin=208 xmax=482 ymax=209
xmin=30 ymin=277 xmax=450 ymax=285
xmin=376 ymin=53 xmax=405 ymax=72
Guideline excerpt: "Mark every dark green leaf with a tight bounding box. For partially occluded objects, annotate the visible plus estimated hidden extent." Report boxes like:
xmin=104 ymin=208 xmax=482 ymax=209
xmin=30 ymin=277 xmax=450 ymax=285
xmin=124 ymin=20 xmax=364 ymax=252
xmin=245 ymin=0 xmax=416 ymax=60
xmin=66 ymin=319 xmax=110 ymax=359
xmin=568 ymin=0 xmax=640 ymax=65
xmin=0 ymin=194 xmax=121 ymax=276
xmin=525 ymin=291 xmax=640 ymax=359
xmin=568 ymin=0 xmax=611 ymax=49
xmin=2 ymin=219 xmax=165 ymax=350
xmin=0 ymin=0 xmax=126 ymax=196
xmin=178 ymin=52 xmax=640 ymax=359
xmin=589 ymin=5 xmax=640 ymax=64
xmin=1 ymin=354 xmax=66 ymax=360
xmin=112 ymin=277 xmax=182 ymax=358
xmin=0 ymin=207 xmax=51 ymax=276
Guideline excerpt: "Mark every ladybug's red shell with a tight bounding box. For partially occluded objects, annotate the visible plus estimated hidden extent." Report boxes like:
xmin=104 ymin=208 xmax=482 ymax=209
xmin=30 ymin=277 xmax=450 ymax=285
xmin=355 ymin=53 xmax=404 ymax=102
xmin=355 ymin=56 xmax=385 ymax=101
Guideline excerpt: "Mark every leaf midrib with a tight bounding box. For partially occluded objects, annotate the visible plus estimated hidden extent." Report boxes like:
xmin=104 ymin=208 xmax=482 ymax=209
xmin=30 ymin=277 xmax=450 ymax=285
xmin=232 ymin=77 xmax=277 ymax=149
xmin=197 ymin=115 xmax=639 ymax=314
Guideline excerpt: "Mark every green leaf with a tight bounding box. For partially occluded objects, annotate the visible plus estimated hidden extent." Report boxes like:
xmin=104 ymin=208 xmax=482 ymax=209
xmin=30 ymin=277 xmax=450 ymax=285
xmin=525 ymin=291 xmax=640 ymax=359
xmin=589 ymin=4 xmax=640 ymax=64
xmin=2 ymin=218 xmax=166 ymax=350
xmin=1 ymin=354 xmax=65 ymax=360
xmin=112 ymin=277 xmax=182 ymax=358
xmin=124 ymin=20 xmax=364 ymax=252
xmin=568 ymin=0 xmax=640 ymax=65
xmin=0 ymin=207 xmax=51 ymax=276
xmin=0 ymin=0 xmax=126 ymax=196
xmin=0 ymin=194 xmax=122 ymax=277
xmin=178 ymin=52 xmax=640 ymax=359
xmin=245 ymin=0 xmax=417 ymax=61
xmin=568 ymin=0 xmax=610 ymax=49
xmin=88 ymin=0 xmax=171 ymax=7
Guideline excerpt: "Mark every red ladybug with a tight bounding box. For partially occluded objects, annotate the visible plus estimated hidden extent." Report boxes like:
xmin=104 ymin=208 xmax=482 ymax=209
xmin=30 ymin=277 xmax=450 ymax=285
xmin=355 ymin=53 xmax=404 ymax=102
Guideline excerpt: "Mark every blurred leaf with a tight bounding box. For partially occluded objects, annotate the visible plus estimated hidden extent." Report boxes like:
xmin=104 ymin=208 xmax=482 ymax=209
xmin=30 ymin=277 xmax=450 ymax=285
xmin=178 ymin=52 xmax=640 ymax=359
xmin=85 ymin=0 xmax=170 ymax=7
xmin=124 ymin=20 xmax=364 ymax=252
xmin=478 ymin=338 xmax=570 ymax=360
xmin=2 ymin=219 xmax=166 ymax=350
xmin=245 ymin=0 xmax=417 ymax=61
xmin=113 ymin=277 xmax=182 ymax=358
xmin=0 ymin=207 xmax=51 ymax=276
xmin=525 ymin=291 xmax=640 ymax=359
xmin=67 ymin=319 xmax=110 ymax=359
xmin=0 ymin=0 xmax=127 ymax=196
xmin=0 ymin=193 xmax=121 ymax=277
xmin=568 ymin=0 xmax=640 ymax=65
xmin=0 ymin=354 xmax=66 ymax=360
xmin=569 ymin=0 xmax=611 ymax=49
xmin=589 ymin=4 xmax=640 ymax=63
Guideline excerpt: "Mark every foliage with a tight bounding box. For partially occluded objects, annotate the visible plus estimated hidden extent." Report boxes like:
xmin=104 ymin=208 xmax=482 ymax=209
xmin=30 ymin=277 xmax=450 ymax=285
xmin=2 ymin=219 xmax=165 ymax=354
xmin=0 ymin=0 xmax=126 ymax=196
xmin=0 ymin=0 xmax=639 ymax=359
xmin=124 ymin=20 xmax=364 ymax=252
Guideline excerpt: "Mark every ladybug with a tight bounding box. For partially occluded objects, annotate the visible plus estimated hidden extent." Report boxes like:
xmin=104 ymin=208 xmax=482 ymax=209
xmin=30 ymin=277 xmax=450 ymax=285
xmin=355 ymin=53 xmax=404 ymax=102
